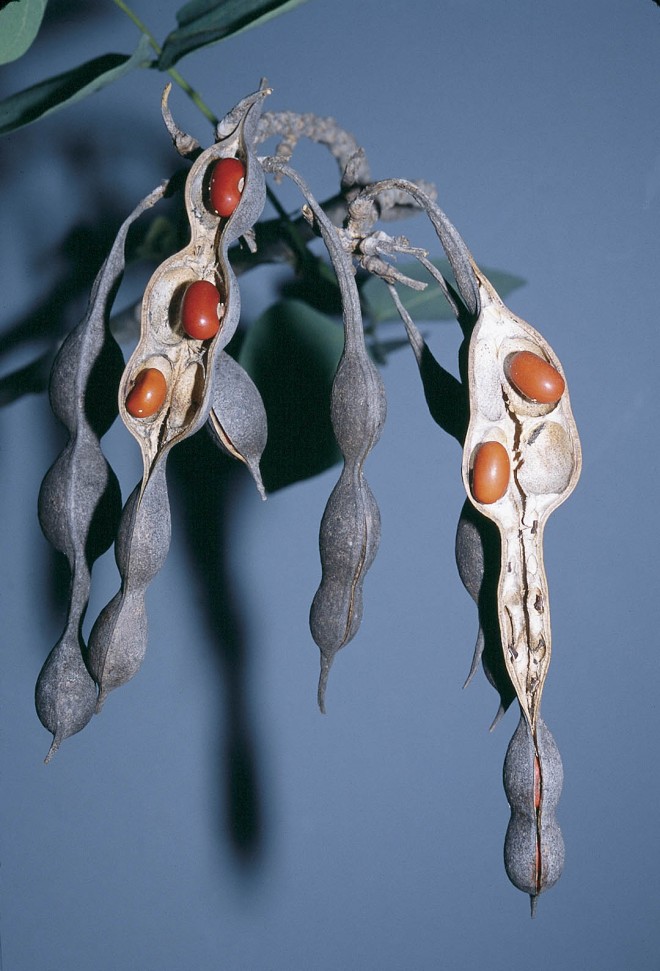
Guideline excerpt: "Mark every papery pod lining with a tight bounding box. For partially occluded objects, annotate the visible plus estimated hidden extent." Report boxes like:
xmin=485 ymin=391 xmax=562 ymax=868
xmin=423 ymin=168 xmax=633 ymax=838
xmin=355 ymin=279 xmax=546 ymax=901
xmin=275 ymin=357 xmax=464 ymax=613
xmin=461 ymin=265 xmax=581 ymax=732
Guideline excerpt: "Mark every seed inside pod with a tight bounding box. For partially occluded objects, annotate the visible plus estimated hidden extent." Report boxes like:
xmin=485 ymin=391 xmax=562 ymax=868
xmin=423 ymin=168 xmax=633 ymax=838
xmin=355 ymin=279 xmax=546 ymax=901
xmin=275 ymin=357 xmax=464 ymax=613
xmin=181 ymin=280 xmax=222 ymax=340
xmin=505 ymin=350 xmax=565 ymax=405
xmin=125 ymin=367 xmax=167 ymax=419
xmin=471 ymin=440 xmax=510 ymax=504
xmin=209 ymin=157 xmax=246 ymax=217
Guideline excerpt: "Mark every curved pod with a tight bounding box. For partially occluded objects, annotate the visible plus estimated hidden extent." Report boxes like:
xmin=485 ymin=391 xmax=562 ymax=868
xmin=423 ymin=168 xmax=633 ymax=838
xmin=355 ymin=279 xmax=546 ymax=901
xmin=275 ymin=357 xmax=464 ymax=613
xmin=461 ymin=265 xmax=581 ymax=732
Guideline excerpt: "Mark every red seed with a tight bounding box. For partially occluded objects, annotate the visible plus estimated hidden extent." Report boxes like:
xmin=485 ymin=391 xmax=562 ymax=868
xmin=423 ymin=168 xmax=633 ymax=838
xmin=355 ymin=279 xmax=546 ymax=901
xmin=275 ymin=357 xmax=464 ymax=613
xmin=506 ymin=350 xmax=565 ymax=405
xmin=125 ymin=368 xmax=167 ymax=419
xmin=471 ymin=441 xmax=510 ymax=504
xmin=533 ymin=755 xmax=541 ymax=809
xmin=209 ymin=157 xmax=246 ymax=218
xmin=181 ymin=280 xmax=221 ymax=341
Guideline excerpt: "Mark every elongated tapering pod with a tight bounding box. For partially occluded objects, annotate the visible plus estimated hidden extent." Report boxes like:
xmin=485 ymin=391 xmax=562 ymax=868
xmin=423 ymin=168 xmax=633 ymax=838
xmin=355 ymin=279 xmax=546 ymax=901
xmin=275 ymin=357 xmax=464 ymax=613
xmin=35 ymin=183 xmax=167 ymax=760
xmin=88 ymin=86 xmax=269 ymax=708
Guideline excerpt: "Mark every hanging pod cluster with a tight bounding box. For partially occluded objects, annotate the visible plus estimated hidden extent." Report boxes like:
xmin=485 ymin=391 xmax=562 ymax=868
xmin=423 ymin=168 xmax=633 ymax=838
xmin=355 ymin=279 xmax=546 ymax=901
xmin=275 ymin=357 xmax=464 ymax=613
xmin=35 ymin=83 xmax=581 ymax=912
xmin=36 ymin=85 xmax=271 ymax=753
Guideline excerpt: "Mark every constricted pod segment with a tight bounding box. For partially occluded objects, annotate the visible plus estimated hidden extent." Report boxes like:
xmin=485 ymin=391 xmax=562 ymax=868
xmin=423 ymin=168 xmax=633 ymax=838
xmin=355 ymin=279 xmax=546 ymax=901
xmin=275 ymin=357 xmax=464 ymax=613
xmin=260 ymin=158 xmax=386 ymax=711
xmin=35 ymin=184 xmax=167 ymax=761
xmin=503 ymin=712 xmax=564 ymax=915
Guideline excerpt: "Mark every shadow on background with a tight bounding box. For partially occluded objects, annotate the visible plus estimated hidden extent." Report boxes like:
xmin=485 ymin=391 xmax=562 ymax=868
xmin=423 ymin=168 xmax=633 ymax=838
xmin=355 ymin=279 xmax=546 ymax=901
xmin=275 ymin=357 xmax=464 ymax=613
xmin=169 ymin=433 xmax=264 ymax=868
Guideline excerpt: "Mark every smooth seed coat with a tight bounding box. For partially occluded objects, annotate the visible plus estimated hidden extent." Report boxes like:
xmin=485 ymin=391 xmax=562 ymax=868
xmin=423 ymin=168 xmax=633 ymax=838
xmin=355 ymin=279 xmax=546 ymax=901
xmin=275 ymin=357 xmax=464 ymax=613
xmin=472 ymin=440 xmax=510 ymax=504
xmin=209 ymin=158 xmax=246 ymax=217
xmin=181 ymin=280 xmax=221 ymax=340
xmin=125 ymin=367 xmax=167 ymax=419
xmin=506 ymin=350 xmax=565 ymax=404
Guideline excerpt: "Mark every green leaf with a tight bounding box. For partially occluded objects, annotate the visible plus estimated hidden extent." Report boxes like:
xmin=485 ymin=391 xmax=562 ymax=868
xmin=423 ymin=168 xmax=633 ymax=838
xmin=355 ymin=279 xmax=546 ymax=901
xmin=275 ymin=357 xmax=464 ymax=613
xmin=237 ymin=299 xmax=343 ymax=491
xmin=159 ymin=0 xmax=310 ymax=70
xmin=0 ymin=35 xmax=153 ymax=135
xmin=361 ymin=258 xmax=526 ymax=324
xmin=0 ymin=0 xmax=47 ymax=66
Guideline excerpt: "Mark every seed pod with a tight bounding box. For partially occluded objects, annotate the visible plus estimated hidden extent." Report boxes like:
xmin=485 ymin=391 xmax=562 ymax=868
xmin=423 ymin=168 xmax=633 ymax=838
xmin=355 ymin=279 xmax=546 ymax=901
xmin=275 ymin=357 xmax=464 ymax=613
xmin=35 ymin=184 xmax=167 ymax=760
xmin=88 ymin=86 xmax=269 ymax=707
xmin=260 ymin=158 xmax=387 ymax=711
xmin=503 ymin=712 xmax=564 ymax=914
xmin=207 ymin=350 xmax=268 ymax=499
xmin=461 ymin=265 xmax=581 ymax=733
xmin=454 ymin=499 xmax=516 ymax=723
xmin=87 ymin=462 xmax=171 ymax=709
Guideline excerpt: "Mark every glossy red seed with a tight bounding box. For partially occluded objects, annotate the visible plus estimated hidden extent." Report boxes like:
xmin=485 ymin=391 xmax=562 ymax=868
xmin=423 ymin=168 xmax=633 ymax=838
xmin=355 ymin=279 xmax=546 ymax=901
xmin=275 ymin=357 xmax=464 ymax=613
xmin=181 ymin=280 xmax=221 ymax=340
xmin=506 ymin=350 xmax=565 ymax=404
xmin=471 ymin=440 xmax=510 ymax=504
xmin=209 ymin=157 xmax=246 ymax=217
xmin=125 ymin=368 xmax=167 ymax=419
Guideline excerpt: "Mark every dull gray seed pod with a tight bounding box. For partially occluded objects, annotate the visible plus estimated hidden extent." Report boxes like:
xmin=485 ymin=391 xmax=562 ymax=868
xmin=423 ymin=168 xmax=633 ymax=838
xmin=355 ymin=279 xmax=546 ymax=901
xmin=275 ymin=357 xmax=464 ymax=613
xmin=87 ymin=87 xmax=269 ymax=708
xmin=260 ymin=158 xmax=387 ymax=711
xmin=207 ymin=351 xmax=268 ymax=499
xmin=503 ymin=712 xmax=564 ymax=913
xmin=35 ymin=184 xmax=167 ymax=760
xmin=87 ymin=463 xmax=170 ymax=708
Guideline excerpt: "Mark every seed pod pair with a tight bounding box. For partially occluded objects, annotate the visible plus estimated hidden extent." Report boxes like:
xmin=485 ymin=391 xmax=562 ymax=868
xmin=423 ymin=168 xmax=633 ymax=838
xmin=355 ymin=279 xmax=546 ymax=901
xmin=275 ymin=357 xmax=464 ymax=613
xmin=88 ymin=87 xmax=269 ymax=709
xmin=35 ymin=184 xmax=167 ymax=760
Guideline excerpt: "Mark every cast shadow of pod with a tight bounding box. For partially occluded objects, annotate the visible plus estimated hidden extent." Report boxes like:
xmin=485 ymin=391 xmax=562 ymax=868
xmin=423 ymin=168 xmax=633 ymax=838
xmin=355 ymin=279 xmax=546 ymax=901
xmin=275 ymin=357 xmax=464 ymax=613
xmin=169 ymin=428 xmax=264 ymax=867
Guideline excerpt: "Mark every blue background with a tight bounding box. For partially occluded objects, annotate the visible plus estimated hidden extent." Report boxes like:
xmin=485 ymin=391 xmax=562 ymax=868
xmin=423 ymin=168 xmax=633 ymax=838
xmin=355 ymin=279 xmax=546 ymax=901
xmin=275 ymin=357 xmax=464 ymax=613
xmin=1 ymin=1 xmax=659 ymax=968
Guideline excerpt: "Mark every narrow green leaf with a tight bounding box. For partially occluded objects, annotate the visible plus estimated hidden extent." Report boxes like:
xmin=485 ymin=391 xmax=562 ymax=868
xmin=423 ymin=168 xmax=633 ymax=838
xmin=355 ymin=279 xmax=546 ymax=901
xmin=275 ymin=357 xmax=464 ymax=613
xmin=0 ymin=0 xmax=47 ymax=66
xmin=159 ymin=0 xmax=309 ymax=70
xmin=361 ymin=258 xmax=526 ymax=324
xmin=237 ymin=299 xmax=343 ymax=491
xmin=0 ymin=35 xmax=153 ymax=136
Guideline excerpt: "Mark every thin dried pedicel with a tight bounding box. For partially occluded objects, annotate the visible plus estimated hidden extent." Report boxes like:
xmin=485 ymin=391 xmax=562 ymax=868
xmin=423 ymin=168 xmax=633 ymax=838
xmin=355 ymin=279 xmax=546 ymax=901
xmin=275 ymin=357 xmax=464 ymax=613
xmin=88 ymin=87 xmax=269 ymax=707
xmin=260 ymin=158 xmax=386 ymax=711
xmin=35 ymin=183 xmax=167 ymax=760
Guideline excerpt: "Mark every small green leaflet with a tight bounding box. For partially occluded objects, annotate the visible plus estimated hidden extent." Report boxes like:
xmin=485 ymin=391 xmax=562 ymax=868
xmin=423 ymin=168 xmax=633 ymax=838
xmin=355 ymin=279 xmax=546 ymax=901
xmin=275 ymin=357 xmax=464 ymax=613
xmin=159 ymin=0 xmax=310 ymax=70
xmin=0 ymin=35 xmax=153 ymax=135
xmin=0 ymin=0 xmax=48 ymax=66
xmin=361 ymin=258 xmax=525 ymax=325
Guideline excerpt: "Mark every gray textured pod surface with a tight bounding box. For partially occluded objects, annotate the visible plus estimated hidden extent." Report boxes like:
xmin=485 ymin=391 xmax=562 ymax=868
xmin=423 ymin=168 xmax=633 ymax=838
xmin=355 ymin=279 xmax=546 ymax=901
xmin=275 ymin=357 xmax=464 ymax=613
xmin=87 ymin=462 xmax=171 ymax=709
xmin=207 ymin=350 xmax=267 ymax=499
xmin=259 ymin=160 xmax=387 ymax=711
xmin=503 ymin=713 xmax=564 ymax=909
xmin=454 ymin=499 xmax=515 ymax=720
xmin=35 ymin=184 xmax=166 ymax=760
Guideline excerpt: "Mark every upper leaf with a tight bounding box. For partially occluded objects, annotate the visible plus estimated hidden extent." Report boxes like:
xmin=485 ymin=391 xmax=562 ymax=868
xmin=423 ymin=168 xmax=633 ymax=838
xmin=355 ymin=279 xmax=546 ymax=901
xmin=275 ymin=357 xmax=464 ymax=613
xmin=158 ymin=0 xmax=309 ymax=70
xmin=0 ymin=35 xmax=153 ymax=135
xmin=361 ymin=258 xmax=526 ymax=325
xmin=0 ymin=0 xmax=48 ymax=66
